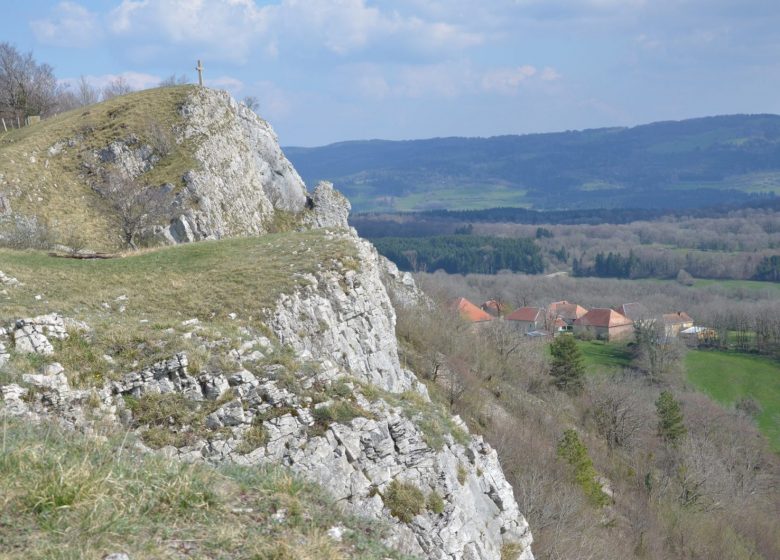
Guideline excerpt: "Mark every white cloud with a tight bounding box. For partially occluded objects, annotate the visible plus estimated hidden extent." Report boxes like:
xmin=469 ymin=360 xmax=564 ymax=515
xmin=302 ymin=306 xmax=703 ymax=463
xmin=348 ymin=61 xmax=561 ymax=100
xmin=30 ymin=2 xmax=102 ymax=47
xmin=105 ymin=0 xmax=481 ymax=62
xmin=540 ymin=66 xmax=562 ymax=81
xmin=108 ymin=0 xmax=268 ymax=62
xmin=481 ymin=65 xmax=537 ymax=94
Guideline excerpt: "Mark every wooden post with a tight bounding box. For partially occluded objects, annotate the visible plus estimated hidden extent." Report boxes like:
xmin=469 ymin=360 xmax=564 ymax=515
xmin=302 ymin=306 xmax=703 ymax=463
xmin=1 ymin=118 xmax=6 ymax=132
xmin=17 ymin=116 xmax=21 ymax=128
xmin=196 ymin=60 xmax=204 ymax=87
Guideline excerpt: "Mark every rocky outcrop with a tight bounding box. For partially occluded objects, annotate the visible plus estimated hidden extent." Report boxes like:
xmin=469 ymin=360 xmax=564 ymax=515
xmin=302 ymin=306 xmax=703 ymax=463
xmin=0 ymin=90 xmax=535 ymax=559
xmin=305 ymin=181 xmax=351 ymax=229
xmin=1 ymin=345 xmax=532 ymax=560
xmin=269 ymin=232 xmax=418 ymax=394
xmin=380 ymin=256 xmax=431 ymax=310
xmin=169 ymin=89 xmax=309 ymax=242
xmin=12 ymin=313 xmax=68 ymax=355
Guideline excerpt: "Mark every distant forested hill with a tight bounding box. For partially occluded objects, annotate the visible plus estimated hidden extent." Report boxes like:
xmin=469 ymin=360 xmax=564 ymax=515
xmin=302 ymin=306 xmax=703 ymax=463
xmin=285 ymin=114 xmax=780 ymax=212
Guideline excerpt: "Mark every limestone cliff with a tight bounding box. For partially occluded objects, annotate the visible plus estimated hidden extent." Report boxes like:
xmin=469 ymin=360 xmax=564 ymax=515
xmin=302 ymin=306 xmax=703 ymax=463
xmin=0 ymin=89 xmax=534 ymax=559
xmin=165 ymin=88 xmax=309 ymax=242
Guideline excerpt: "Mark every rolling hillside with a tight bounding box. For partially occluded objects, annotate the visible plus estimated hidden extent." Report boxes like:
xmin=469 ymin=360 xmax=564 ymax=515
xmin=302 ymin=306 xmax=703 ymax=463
xmin=285 ymin=114 xmax=780 ymax=212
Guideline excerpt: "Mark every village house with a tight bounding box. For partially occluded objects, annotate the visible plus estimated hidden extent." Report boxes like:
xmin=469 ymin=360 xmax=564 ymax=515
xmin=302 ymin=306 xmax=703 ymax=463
xmin=505 ymin=306 xmax=545 ymax=332
xmin=663 ymin=311 xmax=694 ymax=337
xmin=548 ymin=300 xmax=588 ymax=327
xmin=451 ymin=297 xmax=494 ymax=324
xmin=613 ymin=302 xmax=652 ymax=323
xmin=574 ymin=308 xmax=634 ymax=341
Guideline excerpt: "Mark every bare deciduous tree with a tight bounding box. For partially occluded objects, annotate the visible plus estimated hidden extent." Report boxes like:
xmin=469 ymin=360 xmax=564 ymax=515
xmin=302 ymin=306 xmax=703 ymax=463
xmin=96 ymin=170 xmax=175 ymax=249
xmin=76 ymin=75 xmax=100 ymax=106
xmin=586 ymin=380 xmax=647 ymax=451
xmin=159 ymin=74 xmax=189 ymax=87
xmin=102 ymin=76 xmax=134 ymax=100
xmin=242 ymin=95 xmax=259 ymax=113
xmin=0 ymin=42 xmax=61 ymax=120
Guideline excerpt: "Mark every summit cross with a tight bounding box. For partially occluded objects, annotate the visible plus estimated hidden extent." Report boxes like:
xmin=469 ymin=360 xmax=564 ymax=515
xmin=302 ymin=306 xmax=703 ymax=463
xmin=196 ymin=60 xmax=204 ymax=87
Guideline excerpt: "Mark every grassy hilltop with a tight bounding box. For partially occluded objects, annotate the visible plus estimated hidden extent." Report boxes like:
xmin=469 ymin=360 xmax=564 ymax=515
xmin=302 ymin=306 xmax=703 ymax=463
xmin=0 ymin=86 xmax=197 ymax=249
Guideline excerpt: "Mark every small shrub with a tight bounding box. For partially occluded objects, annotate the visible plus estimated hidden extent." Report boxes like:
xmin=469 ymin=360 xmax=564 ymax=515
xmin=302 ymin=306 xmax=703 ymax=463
xmin=735 ymin=396 xmax=762 ymax=418
xmin=127 ymin=392 xmax=203 ymax=448
xmin=310 ymin=400 xmax=373 ymax=436
xmin=236 ymin=420 xmax=269 ymax=455
xmin=457 ymin=463 xmax=467 ymax=485
xmin=383 ymin=480 xmax=425 ymax=523
xmin=427 ymin=490 xmax=445 ymax=514
xmin=501 ymin=542 xmax=525 ymax=560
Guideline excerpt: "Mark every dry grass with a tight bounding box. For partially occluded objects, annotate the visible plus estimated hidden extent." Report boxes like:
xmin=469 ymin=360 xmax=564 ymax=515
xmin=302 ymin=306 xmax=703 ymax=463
xmin=0 ymin=86 xmax=196 ymax=250
xmin=0 ymin=417 xmax=413 ymax=560
xmin=0 ymin=231 xmax=357 ymax=388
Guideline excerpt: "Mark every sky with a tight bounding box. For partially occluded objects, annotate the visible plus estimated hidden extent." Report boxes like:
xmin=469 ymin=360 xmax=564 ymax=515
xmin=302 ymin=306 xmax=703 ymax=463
xmin=3 ymin=0 xmax=779 ymax=146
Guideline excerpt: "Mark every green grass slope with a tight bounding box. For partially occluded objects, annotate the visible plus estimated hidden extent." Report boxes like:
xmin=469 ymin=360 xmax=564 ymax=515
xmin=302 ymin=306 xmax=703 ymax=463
xmin=0 ymin=86 xmax=197 ymax=249
xmin=686 ymin=350 xmax=780 ymax=452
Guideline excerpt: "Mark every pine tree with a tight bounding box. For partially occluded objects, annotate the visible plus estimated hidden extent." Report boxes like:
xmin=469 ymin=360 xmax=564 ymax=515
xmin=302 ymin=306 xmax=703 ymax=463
xmin=655 ymin=390 xmax=687 ymax=444
xmin=549 ymin=335 xmax=585 ymax=394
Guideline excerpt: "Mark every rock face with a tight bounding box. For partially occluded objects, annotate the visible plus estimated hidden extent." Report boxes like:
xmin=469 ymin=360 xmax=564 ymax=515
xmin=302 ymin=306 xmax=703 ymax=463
xmin=269 ymin=233 xmax=418 ymax=394
xmin=305 ymin=181 xmax=351 ymax=229
xmin=169 ymin=88 xmax=309 ymax=242
xmin=1 ymin=348 xmax=533 ymax=560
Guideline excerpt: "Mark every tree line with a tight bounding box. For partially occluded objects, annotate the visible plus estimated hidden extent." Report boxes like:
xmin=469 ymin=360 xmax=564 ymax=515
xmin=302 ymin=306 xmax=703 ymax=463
xmin=372 ymin=235 xmax=543 ymax=274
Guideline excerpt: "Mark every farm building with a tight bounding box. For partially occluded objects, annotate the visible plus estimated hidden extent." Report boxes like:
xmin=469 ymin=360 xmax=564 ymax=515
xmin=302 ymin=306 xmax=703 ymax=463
xmin=663 ymin=312 xmax=694 ymax=337
xmin=505 ymin=307 xmax=546 ymax=332
xmin=574 ymin=308 xmax=634 ymax=341
xmin=548 ymin=300 xmax=588 ymax=326
xmin=451 ymin=297 xmax=494 ymax=324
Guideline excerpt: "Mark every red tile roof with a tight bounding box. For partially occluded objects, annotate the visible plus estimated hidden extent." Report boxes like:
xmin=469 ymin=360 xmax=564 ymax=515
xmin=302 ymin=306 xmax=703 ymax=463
xmin=452 ymin=298 xmax=494 ymax=323
xmin=505 ymin=307 xmax=544 ymax=322
xmin=575 ymin=308 xmax=633 ymax=328
xmin=549 ymin=301 xmax=588 ymax=321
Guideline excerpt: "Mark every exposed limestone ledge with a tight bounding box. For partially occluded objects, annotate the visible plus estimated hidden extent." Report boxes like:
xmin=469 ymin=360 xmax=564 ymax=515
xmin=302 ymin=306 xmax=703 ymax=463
xmin=268 ymin=231 xmax=419 ymax=394
xmin=0 ymin=348 xmax=533 ymax=560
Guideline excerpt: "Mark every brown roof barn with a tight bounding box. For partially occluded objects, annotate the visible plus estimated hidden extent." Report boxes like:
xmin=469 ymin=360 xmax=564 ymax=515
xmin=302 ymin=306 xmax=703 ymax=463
xmin=549 ymin=300 xmax=588 ymax=324
xmin=663 ymin=312 xmax=694 ymax=337
xmin=574 ymin=308 xmax=634 ymax=341
xmin=505 ymin=306 xmax=545 ymax=332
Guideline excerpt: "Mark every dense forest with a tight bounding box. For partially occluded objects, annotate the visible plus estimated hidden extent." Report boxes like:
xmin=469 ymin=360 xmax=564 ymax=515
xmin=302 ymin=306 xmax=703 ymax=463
xmin=358 ymin=206 xmax=780 ymax=281
xmin=372 ymin=235 xmax=543 ymax=274
xmin=287 ymin=115 xmax=780 ymax=212
xmin=352 ymin=198 xmax=780 ymax=235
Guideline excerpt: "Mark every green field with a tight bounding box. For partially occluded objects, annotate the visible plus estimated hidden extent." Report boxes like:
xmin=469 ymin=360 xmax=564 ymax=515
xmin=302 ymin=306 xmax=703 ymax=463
xmin=686 ymin=350 xmax=780 ymax=452
xmin=576 ymin=340 xmax=633 ymax=374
